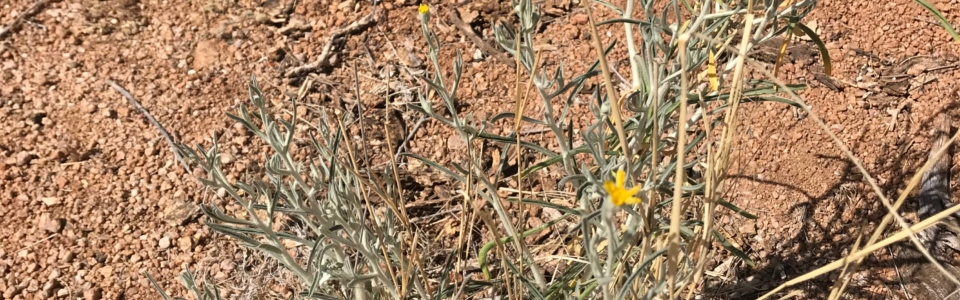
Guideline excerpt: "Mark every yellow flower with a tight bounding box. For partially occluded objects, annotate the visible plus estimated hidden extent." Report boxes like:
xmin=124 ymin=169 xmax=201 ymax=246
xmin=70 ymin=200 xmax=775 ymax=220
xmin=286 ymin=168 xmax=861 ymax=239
xmin=603 ymin=169 xmax=641 ymax=206
xmin=418 ymin=3 xmax=429 ymax=15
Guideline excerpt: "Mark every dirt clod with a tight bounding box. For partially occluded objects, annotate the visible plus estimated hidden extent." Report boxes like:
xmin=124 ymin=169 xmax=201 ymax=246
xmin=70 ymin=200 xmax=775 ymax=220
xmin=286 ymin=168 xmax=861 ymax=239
xmin=38 ymin=213 xmax=64 ymax=233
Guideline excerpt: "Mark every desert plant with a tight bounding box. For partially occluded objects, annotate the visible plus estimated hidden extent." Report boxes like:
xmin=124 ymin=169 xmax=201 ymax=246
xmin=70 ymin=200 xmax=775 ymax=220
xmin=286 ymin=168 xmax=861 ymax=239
xmin=149 ymin=0 xmax=825 ymax=299
xmin=402 ymin=0 xmax=820 ymax=298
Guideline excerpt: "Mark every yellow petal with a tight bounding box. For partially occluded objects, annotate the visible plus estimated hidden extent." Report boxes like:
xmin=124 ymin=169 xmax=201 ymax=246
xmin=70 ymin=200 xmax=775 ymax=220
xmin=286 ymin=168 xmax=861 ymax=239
xmin=615 ymin=169 xmax=626 ymax=188
xmin=610 ymin=194 xmax=624 ymax=206
xmin=626 ymin=185 xmax=641 ymax=197
xmin=624 ymin=196 xmax=641 ymax=205
xmin=603 ymin=181 xmax=616 ymax=193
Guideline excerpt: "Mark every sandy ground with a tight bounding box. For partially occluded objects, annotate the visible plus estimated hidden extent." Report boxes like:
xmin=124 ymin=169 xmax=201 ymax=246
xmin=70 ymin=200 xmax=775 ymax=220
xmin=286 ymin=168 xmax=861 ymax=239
xmin=3 ymin=0 xmax=960 ymax=299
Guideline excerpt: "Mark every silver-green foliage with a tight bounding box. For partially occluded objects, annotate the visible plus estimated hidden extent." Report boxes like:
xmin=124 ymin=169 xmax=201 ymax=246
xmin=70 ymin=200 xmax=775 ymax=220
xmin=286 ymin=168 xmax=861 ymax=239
xmin=149 ymin=0 xmax=819 ymax=299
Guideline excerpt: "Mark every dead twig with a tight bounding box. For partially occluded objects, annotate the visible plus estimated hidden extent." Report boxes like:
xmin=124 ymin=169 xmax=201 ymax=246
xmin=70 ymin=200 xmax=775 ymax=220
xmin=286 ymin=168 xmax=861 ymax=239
xmin=404 ymin=195 xmax=463 ymax=209
xmin=886 ymin=99 xmax=914 ymax=131
xmin=284 ymin=13 xmax=377 ymax=77
xmin=410 ymin=207 xmax=462 ymax=223
xmin=0 ymin=0 xmax=57 ymax=40
xmin=926 ymin=64 xmax=960 ymax=73
xmin=446 ymin=10 xmax=516 ymax=69
xmin=15 ymin=233 xmax=58 ymax=254
xmin=888 ymin=246 xmax=912 ymax=299
xmin=105 ymin=80 xmax=189 ymax=171
xmin=395 ymin=116 xmax=428 ymax=160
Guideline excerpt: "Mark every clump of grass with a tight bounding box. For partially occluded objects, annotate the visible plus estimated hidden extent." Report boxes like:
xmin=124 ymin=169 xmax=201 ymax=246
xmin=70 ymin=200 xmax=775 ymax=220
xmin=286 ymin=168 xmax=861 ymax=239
xmin=148 ymin=0 xmax=826 ymax=299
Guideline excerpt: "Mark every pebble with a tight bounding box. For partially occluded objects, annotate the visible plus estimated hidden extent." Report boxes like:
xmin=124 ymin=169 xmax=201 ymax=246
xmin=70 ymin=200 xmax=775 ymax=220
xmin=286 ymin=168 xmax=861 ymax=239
xmin=55 ymin=176 xmax=68 ymax=187
xmin=3 ymin=285 xmax=21 ymax=298
xmin=41 ymin=279 xmax=60 ymax=298
xmin=25 ymin=279 xmax=38 ymax=292
xmin=82 ymin=102 xmax=97 ymax=114
xmin=570 ymin=14 xmax=588 ymax=25
xmin=16 ymin=151 xmax=35 ymax=166
xmin=160 ymin=180 xmax=173 ymax=192
xmin=41 ymin=197 xmax=60 ymax=206
xmin=83 ymin=287 xmax=102 ymax=300
xmin=97 ymin=266 xmax=114 ymax=278
xmin=48 ymin=269 xmax=60 ymax=281
xmin=177 ymin=236 xmax=193 ymax=251
xmin=472 ymin=49 xmax=483 ymax=61
xmin=158 ymin=237 xmax=171 ymax=249
xmin=38 ymin=213 xmax=64 ymax=233
xmin=220 ymin=153 xmax=234 ymax=164
xmin=60 ymin=251 xmax=75 ymax=263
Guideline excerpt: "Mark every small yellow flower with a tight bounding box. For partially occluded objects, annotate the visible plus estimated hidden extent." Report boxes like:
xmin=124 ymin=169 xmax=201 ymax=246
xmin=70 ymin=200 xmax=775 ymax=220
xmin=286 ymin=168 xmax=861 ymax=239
xmin=603 ymin=169 xmax=641 ymax=206
xmin=418 ymin=3 xmax=429 ymax=15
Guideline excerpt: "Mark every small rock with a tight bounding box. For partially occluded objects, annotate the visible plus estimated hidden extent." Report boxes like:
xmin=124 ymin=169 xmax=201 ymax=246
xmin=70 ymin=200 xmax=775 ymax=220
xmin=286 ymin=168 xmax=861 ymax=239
xmin=3 ymin=285 xmax=22 ymax=298
xmin=41 ymin=279 xmax=61 ymax=298
xmin=26 ymin=262 xmax=38 ymax=272
xmin=48 ymin=269 xmax=60 ymax=280
xmin=220 ymin=153 xmax=234 ymax=164
xmin=25 ymin=279 xmax=39 ymax=292
xmin=177 ymin=236 xmax=193 ymax=251
xmin=83 ymin=287 xmax=102 ymax=300
xmin=158 ymin=237 xmax=171 ymax=249
xmin=160 ymin=180 xmax=172 ymax=191
xmin=162 ymin=201 xmax=200 ymax=227
xmin=214 ymin=271 xmax=228 ymax=280
xmin=129 ymin=254 xmax=141 ymax=263
xmin=97 ymin=265 xmax=113 ymax=277
xmin=41 ymin=197 xmax=60 ymax=206
xmin=60 ymin=251 xmax=75 ymax=263
xmin=564 ymin=25 xmax=580 ymax=40
xmin=56 ymin=288 xmax=69 ymax=297
xmin=38 ymin=213 xmax=64 ymax=233
xmin=31 ymin=71 xmax=51 ymax=85
xmin=82 ymin=102 xmax=97 ymax=114
xmin=570 ymin=14 xmax=588 ymax=25
xmin=55 ymin=176 xmax=68 ymax=187
xmin=192 ymin=39 xmax=221 ymax=70
xmin=16 ymin=151 xmax=36 ymax=166
xmin=739 ymin=220 xmax=757 ymax=236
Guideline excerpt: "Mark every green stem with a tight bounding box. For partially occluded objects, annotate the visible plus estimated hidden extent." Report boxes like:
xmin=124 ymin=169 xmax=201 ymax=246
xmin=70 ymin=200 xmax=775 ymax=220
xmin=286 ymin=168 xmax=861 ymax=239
xmin=478 ymin=214 xmax=572 ymax=280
